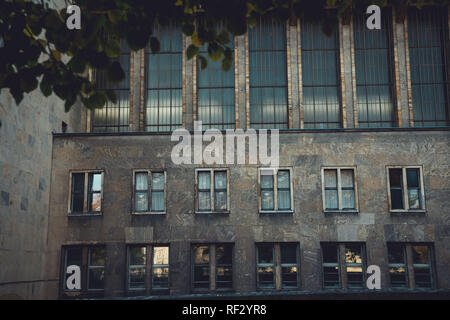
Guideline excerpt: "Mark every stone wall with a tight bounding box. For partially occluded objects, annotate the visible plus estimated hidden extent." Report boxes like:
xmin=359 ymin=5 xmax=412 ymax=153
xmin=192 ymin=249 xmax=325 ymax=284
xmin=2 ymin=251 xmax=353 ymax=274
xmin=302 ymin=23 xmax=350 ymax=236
xmin=45 ymin=129 xmax=450 ymax=298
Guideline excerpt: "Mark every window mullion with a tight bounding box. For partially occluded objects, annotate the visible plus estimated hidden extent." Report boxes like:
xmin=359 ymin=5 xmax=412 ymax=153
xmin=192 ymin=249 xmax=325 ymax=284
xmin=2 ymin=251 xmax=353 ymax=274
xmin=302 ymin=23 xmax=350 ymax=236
xmin=337 ymin=169 xmax=343 ymax=210
xmin=148 ymin=171 xmax=152 ymax=212
xmin=273 ymin=169 xmax=278 ymax=211
xmin=210 ymin=170 xmax=214 ymax=211
xmin=83 ymin=173 xmax=88 ymax=212
xmin=402 ymin=167 xmax=409 ymax=210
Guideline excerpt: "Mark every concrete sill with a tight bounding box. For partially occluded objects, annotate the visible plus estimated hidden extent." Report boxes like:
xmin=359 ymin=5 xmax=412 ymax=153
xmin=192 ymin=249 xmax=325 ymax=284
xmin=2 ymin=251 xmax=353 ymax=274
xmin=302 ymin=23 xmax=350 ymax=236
xmin=131 ymin=211 xmax=166 ymax=215
xmin=68 ymin=212 xmax=103 ymax=217
xmin=259 ymin=210 xmax=294 ymax=215
xmin=390 ymin=210 xmax=426 ymax=216
xmin=324 ymin=210 xmax=359 ymax=214
xmin=194 ymin=211 xmax=230 ymax=215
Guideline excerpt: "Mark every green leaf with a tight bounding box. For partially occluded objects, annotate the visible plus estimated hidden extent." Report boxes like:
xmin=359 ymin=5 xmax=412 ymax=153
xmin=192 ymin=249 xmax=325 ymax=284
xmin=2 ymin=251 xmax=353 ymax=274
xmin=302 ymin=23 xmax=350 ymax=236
xmin=197 ymin=55 xmax=208 ymax=70
xmin=149 ymin=37 xmax=160 ymax=53
xmin=68 ymin=55 xmax=87 ymax=74
xmin=88 ymin=92 xmax=107 ymax=109
xmin=108 ymin=10 xmax=124 ymax=24
xmin=105 ymin=89 xmax=117 ymax=104
xmin=107 ymin=61 xmax=125 ymax=83
xmin=221 ymin=57 xmax=232 ymax=71
xmin=207 ymin=43 xmax=224 ymax=62
xmin=105 ymin=39 xmax=121 ymax=58
xmin=186 ymin=44 xmax=199 ymax=60
xmin=216 ymin=30 xmax=230 ymax=45
xmin=182 ymin=23 xmax=195 ymax=36
xmin=40 ymin=77 xmax=52 ymax=97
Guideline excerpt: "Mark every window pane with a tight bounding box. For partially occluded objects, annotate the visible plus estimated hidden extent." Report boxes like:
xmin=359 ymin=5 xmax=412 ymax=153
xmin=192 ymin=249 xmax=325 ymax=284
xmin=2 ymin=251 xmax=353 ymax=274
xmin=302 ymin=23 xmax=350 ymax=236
xmin=194 ymin=266 xmax=209 ymax=288
xmin=347 ymin=266 xmax=364 ymax=288
xmin=89 ymin=193 xmax=102 ymax=212
xmin=135 ymin=173 xmax=148 ymax=191
xmin=408 ymin=189 xmax=420 ymax=209
xmin=216 ymin=245 xmax=233 ymax=265
xmin=257 ymin=267 xmax=274 ymax=288
xmin=260 ymin=172 xmax=274 ymax=188
xmin=89 ymin=174 xmax=102 ymax=191
xmin=341 ymin=170 xmax=354 ymax=188
xmin=89 ymin=247 xmax=105 ymax=266
xmin=257 ymin=245 xmax=273 ymax=264
xmin=71 ymin=173 xmax=84 ymax=212
xmin=342 ymin=190 xmax=355 ymax=209
xmin=280 ymin=244 xmax=297 ymax=264
xmin=325 ymin=190 xmax=338 ymax=209
xmin=194 ymin=246 xmax=209 ymax=264
xmin=345 ymin=245 xmax=362 ymax=264
xmin=412 ymin=246 xmax=429 ymax=264
xmin=261 ymin=190 xmax=274 ymax=210
xmin=389 ymin=168 xmax=402 ymax=187
xmin=214 ymin=191 xmax=227 ymax=211
xmin=277 ymin=190 xmax=291 ymax=210
xmin=71 ymin=193 xmax=84 ymax=212
xmin=281 ymin=266 xmax=297 ymax=288
xmin=214 ymin=171 xmax=227 ymax=189
xmin=406 ymin=169 xmax=419 ymax=188
xmin=153 ymin=247 xmax=169 ymax=265
xmin=65 ymin=247 xmax=82 ymax=290
xmin=277 ymin=170 xmax=290 ymax=188
xmin=323 ymin=266 xmax=340 ymax=287
xmin=391 ymin=189 xmax=404 ymax=210
xmin=198 ymin=191 xmax=211 ymax=211
xmin=88 ymin=268 xmax=105 ymax=290
xmin=152 ymin=267 xmax=169 ymax=289
xmin=388 ymin=244 xmax=405 ymax=264
xmin=198 ymin=171 xmax=211 ymax=189
xmin=129 ymin=267 xmax=146 ymax=290
xmin=414 ymin=267 xmax=432 ymax=288
xmin=152 ymin=173 xmax=165 ymax=191
xmin=135 ymin=192 xmax=148 ymax=212
xmin=151 ymin=191 xmax=165 ymax=211
xmin=216 ymin=266 xmax=232 ymax=289
xmin=322 ymin=244 xmax=338 ymax=263
xmin=130 ymin=246 xmax=146 ymax=265
xmin=324 ymin=170 xmax=337 ymax=188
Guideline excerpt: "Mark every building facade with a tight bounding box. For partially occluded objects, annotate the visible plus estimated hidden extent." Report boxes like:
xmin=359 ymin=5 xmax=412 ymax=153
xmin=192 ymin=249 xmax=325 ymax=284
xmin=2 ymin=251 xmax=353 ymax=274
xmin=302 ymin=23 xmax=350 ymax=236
xmin=39 ymin=6 xmax=450 ymax=298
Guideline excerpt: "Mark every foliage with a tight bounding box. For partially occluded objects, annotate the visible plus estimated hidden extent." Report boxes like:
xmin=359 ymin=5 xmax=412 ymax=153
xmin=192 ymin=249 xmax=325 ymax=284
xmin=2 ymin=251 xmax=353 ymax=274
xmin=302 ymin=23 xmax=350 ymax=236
xmin=0 ymin=0 xmax=447 ymax=111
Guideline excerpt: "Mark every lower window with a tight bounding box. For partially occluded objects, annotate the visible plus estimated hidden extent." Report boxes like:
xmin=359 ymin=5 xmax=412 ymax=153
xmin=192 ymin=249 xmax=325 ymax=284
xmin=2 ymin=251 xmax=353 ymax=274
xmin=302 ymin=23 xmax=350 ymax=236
xmin=256 ymin=243 xmax=299 ymax=290
xmin=61 ymin=245 xmax=105 ymax=297
xmin=192 ymin=243 xmax=233 ymax=292
xmin=387 ymin=243 xmax=434 ymax=289
xmin=127 ymin=245 xmax=170 ymax=294
xmin=321 ymin=242 xmax=366 ymax=289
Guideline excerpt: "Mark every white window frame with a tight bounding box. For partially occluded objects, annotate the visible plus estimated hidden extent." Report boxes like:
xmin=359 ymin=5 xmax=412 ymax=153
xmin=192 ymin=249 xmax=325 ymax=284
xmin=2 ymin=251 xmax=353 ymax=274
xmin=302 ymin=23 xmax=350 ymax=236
xmin=131 ymin=169 xmax=167 ymax=215
xmin=68 ymin=170 xmax=104 ymax=216
xmin=321 ymin=167 xmax=359 ymax=213
xmin=386 ymin=166 xmax=426 ymax=213
xmin=195 ymin=168 xmax=230 ymax=214
xmin=258 ymin=168 xmax=294 ymax=214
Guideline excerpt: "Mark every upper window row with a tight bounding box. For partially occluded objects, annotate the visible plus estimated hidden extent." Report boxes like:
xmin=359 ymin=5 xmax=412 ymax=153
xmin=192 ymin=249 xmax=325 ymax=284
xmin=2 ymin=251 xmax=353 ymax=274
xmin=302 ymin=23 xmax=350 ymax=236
xmin=68 ymin=166 xmax=426 ymax=216
xmin=92 ymin=8 xmax=449 ymax=132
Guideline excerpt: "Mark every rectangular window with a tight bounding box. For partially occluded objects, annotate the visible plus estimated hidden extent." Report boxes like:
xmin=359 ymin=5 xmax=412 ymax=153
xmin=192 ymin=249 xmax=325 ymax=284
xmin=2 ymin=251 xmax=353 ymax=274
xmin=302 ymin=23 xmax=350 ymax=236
xmin=69 ymin=171 xmax=103 ymax=215
xmin=259 ymin=168 xmax=293 ymax=213
xmin=301 ymin=19 xmax=341 ymax=128
xmin=146 ymin=22 xmax=183 ymax=132
xmin=321 ymin=243 xmax=340 ymax=288
xmin=387 ymin=243 xmax=408 ymax=288
xmin=249 ymin=17 xmax=288 ymax=129
xmin=127 ymin=245 xmax=169 ymax=293
xmin=408 ymin=7 xmax=449 ymax=127
xmin=197 ymin=23 xmax=235 ymax=130
xmin=256 ymin=243 xmax=299 ymax=290
xmin=412 ymin=245 xmax=433 ymax=288
xmin=321 ymin=242 xmax=366 ymax=289
xmin=132 ymin=170 xmax=166 ymax=214
xmin=192 ymin=244 xmax=233 ymax=292
xmin=196 ymin=169 xmax=229 ymax=213
xmin=387 ymin=166 xmax=425 ymax=211
xmin=354 ymin=8 xmax=395 ymax=127
xmin=61 ymin=246 xmax=105 ymax=296
xmin=93 ymin=40 xmax=130 ymax=132
xmin=322 ymin=168 xmax=358 ymax=212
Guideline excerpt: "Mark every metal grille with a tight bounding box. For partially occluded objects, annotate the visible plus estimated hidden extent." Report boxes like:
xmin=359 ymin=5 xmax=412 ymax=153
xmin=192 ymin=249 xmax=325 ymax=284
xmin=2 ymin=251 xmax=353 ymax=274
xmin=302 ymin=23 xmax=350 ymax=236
xmin=198 ymin=23 xmax=235 ymax=130
xmin=354 ymin=8 xmax=396 ymax=128
xmin=146 ymin=22 xmax=183 ymax=132
xmin=301 ymin=20 xmax=341 ymax=129
xmin=92 ymin=40 xmax=130 ymax=132
xmin=408 ymin=7 xmax=449 ymax=127
xmin=249 ymin=17 xmax=288 ymax=129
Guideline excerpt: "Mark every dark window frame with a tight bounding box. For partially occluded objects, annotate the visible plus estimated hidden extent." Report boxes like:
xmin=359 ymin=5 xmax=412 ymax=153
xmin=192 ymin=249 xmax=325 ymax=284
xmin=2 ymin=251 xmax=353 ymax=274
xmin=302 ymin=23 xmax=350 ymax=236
xmin=68 ymin=170 xmax=104 ymax=216
xmin=195 ymin=168 xmax=230 ymax=214
xmin=132 ymin=169 xmax=167 ymax=214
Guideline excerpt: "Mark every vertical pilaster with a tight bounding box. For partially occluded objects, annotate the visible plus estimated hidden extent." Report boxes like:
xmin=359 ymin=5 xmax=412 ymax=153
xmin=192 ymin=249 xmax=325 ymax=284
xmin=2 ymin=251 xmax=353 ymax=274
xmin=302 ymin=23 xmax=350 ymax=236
xmin=288 ymin=22 xmax=300 ymax=129
xmin=339 ymin=20 xmax=348 ymax=128
xmin=297 ymin=19 xmax=304 ymax=129
xmin=344 ymin=19 xmax=357 ymax=128
xmin=245 ymin=32 xmax=251 ymax=130
xmin=404 ymin=14 xmax=415 ymax=127
xmin=139 ymin=48 xmax=146 ymax=131
xmin=183 ymin=35 xmax=194 ymax=131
